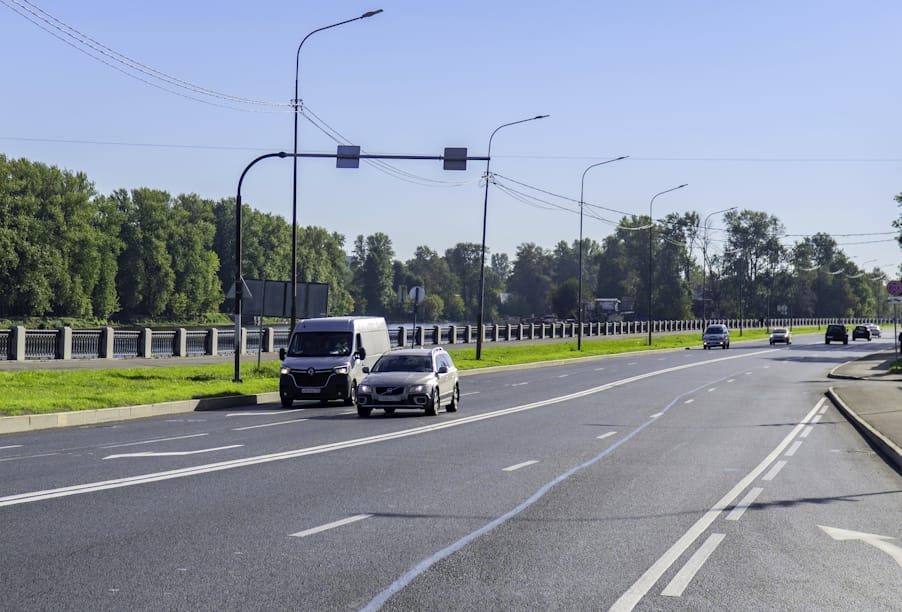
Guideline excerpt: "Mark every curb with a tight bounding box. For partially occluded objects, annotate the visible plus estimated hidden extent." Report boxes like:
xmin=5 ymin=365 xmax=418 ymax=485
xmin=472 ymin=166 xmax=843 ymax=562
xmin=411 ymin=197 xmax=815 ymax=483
xmin=0 ymin=392 xmax=280 ymax=435
xmin=825 ymin=387 xmax=902 ymax=474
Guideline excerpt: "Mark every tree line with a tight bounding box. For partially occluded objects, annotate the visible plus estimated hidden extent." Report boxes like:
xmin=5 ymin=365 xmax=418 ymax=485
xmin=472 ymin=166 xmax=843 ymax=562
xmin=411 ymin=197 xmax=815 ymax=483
xmin=1 ymin=155 xmax=899 ymax=323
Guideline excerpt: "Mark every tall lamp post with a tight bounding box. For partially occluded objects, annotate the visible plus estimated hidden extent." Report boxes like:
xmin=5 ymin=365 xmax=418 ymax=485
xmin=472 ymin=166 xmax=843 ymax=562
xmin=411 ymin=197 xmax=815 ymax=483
xmin=291 ymin=9 xmax=383 ymax=332
xmin=577 ymin=155 xmax=628 ymax=350
xmin=700 ymin=206 xmax=736 ymax=330
xmin=475 ymin=114 xmax=549 ymax=360
xmin=647 ymin=183 xmax=688 ymax=346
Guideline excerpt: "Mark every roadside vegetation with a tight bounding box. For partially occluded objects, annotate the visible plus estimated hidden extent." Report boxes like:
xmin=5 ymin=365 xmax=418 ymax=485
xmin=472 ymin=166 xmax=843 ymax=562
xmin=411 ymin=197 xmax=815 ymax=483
xmin=0 ymin=328 xmax=821 ymax=417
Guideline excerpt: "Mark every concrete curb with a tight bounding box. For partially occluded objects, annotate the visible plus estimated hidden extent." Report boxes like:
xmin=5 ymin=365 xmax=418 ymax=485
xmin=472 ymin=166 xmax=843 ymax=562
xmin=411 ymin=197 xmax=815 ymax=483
xmin=0 ymin=392 xmax=281 ymax=435
xmin=825 ymin=387 xmax=902 ymax=474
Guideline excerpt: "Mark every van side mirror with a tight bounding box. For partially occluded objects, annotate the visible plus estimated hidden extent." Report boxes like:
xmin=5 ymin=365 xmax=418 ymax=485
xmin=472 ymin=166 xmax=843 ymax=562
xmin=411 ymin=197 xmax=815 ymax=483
xmin=355 ymin=347 xmax=366 ymax=361
xmin=279 ymin=348 xmax=286 ymax=360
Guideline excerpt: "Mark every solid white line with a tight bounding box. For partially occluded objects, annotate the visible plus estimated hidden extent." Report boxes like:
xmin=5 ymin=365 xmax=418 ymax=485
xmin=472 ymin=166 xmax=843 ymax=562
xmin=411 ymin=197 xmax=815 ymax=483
xmin=503 ymin=460 xmax=538 ymax=472
xmin=232 ymin=419 xmax=308 ymax=431
xmin=800 ymin=425 xmax=814 ymax=439
xmin=609 ymin=399 xmax=824 ymax=611
xmin=596 ymin=432 xmax=617 ymax=440
xmin=661 ymin=533 xmax=726 ymax=597
xmin=762 ymin=460 xmax=787 ymax=481
xmin=102 ymin=445 xmax=243 ymax=460
xmin=0 ymin=445 xmax=23 ymax=450
xmin=785 ymin=441 xmax=803 ymax=456
xmin=0 ymin=348 xmax=780 ymax=509
xmin=100 ymin=433 xmax=209 ymax=449
xmin=290 ymin=514 xmax=372 ymax=538
xmin=725 ymin=487 xmax=764 ymax=521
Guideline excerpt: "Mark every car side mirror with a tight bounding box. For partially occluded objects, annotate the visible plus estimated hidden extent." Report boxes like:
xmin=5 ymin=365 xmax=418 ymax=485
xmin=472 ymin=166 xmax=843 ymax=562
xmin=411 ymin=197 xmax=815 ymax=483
xmin=356 ymin=347 xmax=366 ymax=361
xmin=279 ymin=348 xmax=286 ymax=360
xmin=362 ymin=366 xmax=370 ymax=374
xmin=437 ymin=365 xmax=448 ymax=374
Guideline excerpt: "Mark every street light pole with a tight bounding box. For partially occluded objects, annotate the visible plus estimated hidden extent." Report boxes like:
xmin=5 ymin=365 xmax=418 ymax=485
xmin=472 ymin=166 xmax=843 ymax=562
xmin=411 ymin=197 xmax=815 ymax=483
xmin=291 ymin=9 xmax=383 ymax=333
xmin=475 ymin=114 xmax=549 ymax=360
xmin=647 ymin=183 xmax=688 ymax=346
xmin=700 ymin=206 xmax=736 ymax=330
xmin=578 ymin=155 xmax=628 ymax=350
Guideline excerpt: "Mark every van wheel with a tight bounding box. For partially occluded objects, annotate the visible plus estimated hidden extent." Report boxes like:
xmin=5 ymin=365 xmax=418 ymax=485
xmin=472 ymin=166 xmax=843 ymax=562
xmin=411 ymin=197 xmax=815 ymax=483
xmin=446 ymin=384 xmax=459 ymax=412
xmin=425 ymin=389 xmax=439 ymax=416
xmin=344 ymin=381 xmax=357 ymax=406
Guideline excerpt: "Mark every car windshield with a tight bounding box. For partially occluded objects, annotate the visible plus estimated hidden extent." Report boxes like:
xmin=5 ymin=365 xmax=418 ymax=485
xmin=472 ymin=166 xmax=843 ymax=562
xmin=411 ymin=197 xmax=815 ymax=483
xmin=773 ymin=328 xmax=787 ymax=334
xmin=705 ymin=326 xmax=724 ymax=334
xmin=286 ymin=332 xmax=352 ymax=357
xmin=372 ymin=354 xmax=432 ymax=373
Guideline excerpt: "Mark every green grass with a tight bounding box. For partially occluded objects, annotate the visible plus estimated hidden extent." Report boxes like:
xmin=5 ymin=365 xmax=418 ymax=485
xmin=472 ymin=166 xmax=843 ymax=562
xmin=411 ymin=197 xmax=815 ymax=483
xmin=0 ymin=327 xmax=821 ymax=417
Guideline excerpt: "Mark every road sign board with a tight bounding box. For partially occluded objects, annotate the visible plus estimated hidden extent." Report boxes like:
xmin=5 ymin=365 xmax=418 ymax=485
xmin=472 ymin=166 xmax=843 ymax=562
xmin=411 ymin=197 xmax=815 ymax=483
xmin=887 ymin=280 xmax=902 ymax=296
xmin=409 ymin=286 xmax=426 ymax=305
xmin=888 ymin=296 xmax=902 ymax=304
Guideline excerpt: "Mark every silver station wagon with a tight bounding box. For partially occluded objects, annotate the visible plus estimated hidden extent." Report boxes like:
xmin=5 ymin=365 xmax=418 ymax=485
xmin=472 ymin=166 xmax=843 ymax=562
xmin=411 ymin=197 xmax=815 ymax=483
xmin=356 ymin=347 xmax=460 ymax=417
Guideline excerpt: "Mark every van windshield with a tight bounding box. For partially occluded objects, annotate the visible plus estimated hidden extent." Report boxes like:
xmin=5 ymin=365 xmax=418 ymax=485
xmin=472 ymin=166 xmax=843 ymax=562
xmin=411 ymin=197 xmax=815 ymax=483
xmin=705 ymin=326 xmax=724 ymax=334
xmin=286 ymin=332 xmax=352 ymax=357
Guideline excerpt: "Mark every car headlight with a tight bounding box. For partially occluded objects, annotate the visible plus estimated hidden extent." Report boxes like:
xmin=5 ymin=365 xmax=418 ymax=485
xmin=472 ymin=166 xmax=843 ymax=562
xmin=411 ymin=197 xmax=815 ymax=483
xmin=280 ymin=367 xmax=290 ymax=375
xmin=409 ymin=384 xmax=428 ymax=394
xmin=358 ymin=384 xmax=371 ymax=393
xmin=333 ymin=365 xmax=349 ymax=375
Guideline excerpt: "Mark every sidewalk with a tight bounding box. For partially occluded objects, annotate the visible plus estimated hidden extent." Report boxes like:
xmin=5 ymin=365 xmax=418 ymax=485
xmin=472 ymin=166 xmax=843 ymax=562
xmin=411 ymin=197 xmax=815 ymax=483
xmin=827 ymin=349 xmax=902 ymax=474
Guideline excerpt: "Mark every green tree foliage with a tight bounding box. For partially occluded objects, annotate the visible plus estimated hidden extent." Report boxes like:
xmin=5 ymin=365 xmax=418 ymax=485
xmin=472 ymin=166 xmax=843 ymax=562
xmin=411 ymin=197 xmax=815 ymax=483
xmin=508 ymin=243 xmax=552 ymax=317
xmin=445 ymin=242 xmax=495 ymax=321
xmin=350 ymin=233 xmax=395 ymax=316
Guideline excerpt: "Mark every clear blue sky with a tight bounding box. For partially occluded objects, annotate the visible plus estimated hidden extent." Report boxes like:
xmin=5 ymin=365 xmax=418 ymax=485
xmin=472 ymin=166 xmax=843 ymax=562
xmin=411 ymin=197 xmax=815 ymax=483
xmin=2 ymin=1 xmax=900 ymax=279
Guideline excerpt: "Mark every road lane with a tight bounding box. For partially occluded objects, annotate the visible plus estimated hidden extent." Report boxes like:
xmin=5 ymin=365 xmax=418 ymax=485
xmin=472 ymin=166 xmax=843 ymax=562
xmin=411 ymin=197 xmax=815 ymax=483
xmin=1 ymin=335 xmax=899 ymax=610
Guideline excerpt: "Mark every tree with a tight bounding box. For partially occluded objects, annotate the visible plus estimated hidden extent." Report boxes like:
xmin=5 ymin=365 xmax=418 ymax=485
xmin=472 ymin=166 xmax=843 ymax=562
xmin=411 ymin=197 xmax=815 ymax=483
xmin=550 ymin=278 xmax=580 ymax=319
xmin=445 ymin=242 xmax=492 ymax=321
xmin=508 ymin=243 xmax=552 ymax=317
xmin=351 ymin=233 xmax=395 ymax=316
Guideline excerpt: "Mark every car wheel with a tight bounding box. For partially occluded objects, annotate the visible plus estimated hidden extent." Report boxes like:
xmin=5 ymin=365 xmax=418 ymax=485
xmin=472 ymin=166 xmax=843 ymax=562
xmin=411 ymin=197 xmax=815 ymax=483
xmin=425 ymin=389 xmax=439 ymax=416
xmin=344 ymin=381 xmax=357 ymax=406
xmin=357 ymin=405 xmax=371 ymax=418
xmin=446 ymin=384 xmax=460 ymax=413
xmin=280 ymin=396 xmax=293 ymax=408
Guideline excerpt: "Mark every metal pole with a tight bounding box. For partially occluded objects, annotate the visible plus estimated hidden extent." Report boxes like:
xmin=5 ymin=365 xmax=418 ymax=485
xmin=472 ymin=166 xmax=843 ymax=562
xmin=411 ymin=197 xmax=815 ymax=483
xmin=578 ymin=156 xmax=628 ymax=350
xmin=291 ymin=10 xmax=383 ymax=333
xmin=647 ymin=184 xmax=687 ymax=346
xmin=476 ymin=114 xmax=548 ymax=360
xmin=701 ymin=206 xmax=736 ymax=330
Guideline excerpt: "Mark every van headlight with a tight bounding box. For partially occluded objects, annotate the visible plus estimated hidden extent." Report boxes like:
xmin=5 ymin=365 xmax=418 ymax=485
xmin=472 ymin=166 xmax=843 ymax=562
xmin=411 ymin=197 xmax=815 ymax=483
xmin=409 ymin=384 xmax=427 ymax=394
xmin=280 ymin=367 xmax=290 ymax=375
xmin=333 ymin=365 xmax=349 ymax=375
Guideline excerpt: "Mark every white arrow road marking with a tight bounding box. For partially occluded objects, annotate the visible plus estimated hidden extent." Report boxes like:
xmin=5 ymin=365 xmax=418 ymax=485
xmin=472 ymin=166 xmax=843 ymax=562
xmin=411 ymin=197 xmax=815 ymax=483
xmin=503 ymin=460 xmax=538 ymax=472
xmin=662 ymin=533 xmax=726 ymax=597
xmin=819 ymin=526 xmax=902 ymax=569
xmin=103 ymin=445 xmax=243 ymax=460
xmin=100 ymin=433 xmax=208 ymax=449
xmin=291 ymin=514 xmax=372 ymax=538
xmin=232 ymin=419 xmax=308 ymax=431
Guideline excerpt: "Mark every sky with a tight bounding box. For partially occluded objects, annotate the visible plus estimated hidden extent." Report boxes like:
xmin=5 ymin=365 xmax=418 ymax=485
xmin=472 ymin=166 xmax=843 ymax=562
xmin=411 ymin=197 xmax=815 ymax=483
xmin=2 ymin=0 xmax=901 ymax=281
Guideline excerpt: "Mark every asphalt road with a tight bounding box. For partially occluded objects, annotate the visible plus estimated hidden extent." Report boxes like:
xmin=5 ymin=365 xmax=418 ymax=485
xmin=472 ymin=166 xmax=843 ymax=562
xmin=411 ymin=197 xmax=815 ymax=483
xmin=1 ymin=333 xmax=900 ymax=611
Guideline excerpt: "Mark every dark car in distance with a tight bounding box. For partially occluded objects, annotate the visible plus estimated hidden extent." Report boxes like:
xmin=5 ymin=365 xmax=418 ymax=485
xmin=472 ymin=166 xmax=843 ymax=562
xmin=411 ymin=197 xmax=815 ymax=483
xmin=825 ymin=324 xmax=849 ymax=345
xmin=852 ymin=325 xmax=871 ymax=341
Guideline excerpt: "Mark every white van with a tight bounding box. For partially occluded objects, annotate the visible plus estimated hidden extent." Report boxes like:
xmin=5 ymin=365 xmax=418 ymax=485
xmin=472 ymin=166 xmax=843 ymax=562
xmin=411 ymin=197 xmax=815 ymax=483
xmin=278 ymin=317 xmax=391 ymax=407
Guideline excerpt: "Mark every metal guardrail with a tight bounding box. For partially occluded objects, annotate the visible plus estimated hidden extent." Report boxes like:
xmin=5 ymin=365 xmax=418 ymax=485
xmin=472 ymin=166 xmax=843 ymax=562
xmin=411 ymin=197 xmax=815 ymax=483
xmin=1 ymin=318 xmax=894 ymax=363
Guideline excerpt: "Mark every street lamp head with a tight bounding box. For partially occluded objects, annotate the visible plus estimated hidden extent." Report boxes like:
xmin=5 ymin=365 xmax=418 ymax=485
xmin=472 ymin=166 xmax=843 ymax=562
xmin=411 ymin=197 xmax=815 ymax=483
xmin=534 ymin=114 xmax=550 ymax=120
xmin=361 ymin=9 xmax=383 ymax=18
